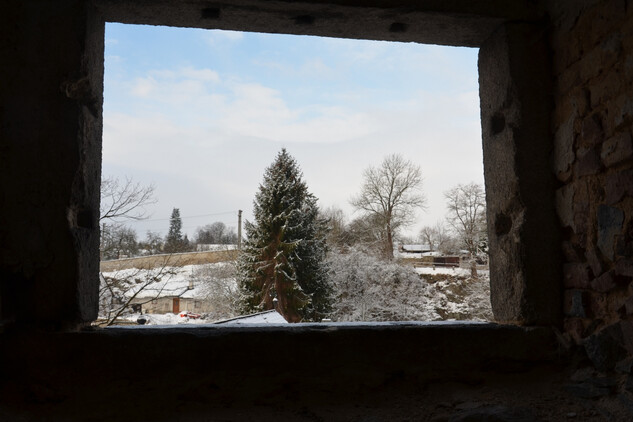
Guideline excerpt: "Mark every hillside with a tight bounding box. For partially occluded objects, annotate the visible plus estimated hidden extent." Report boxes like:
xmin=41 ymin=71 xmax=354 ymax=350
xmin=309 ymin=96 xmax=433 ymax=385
xmin=99 ymin=249 xmax=238 ymax=272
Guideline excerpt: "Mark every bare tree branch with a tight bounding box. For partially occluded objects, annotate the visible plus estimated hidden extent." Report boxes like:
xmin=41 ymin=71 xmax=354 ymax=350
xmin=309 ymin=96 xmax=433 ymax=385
xmin=98 ymin=256 xmax=176 ymax=326
xmin=100 ymin=176 xmax=157 ymax=222
xmin=444 ymin=182 xmax=487 ymax=258
xmin=350 ymin=154 xmax=426 ymax=259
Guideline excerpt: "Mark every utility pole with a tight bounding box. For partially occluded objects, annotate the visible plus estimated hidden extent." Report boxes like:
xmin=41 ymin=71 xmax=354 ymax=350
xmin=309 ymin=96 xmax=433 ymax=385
xmin=237 ymin=210 xmax=242 ymax=250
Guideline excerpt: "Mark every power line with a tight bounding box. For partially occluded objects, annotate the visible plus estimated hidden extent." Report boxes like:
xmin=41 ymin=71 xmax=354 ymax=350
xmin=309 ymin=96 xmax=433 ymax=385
xmin=125 ymin=210 xmax=237 ymax=224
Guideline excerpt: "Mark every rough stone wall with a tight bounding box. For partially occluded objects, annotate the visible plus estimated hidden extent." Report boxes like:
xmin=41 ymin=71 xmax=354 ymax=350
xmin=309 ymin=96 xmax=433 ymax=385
xmin=550 ymin=0 xmax=633 ymax=369
xmin=479 ymin=22 xmax=561 ymax=326
xmin=0 ymin=1 xmax=103 ymax=327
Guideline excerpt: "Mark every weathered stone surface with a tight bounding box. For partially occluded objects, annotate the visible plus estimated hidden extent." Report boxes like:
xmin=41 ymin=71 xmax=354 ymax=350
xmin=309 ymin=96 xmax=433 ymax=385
xmin=586 ymin=249 xmax=604 ymax=278
xmin=620 ymin=321 xmax=633 ymax=352
xmin=565 ymin=382 xmax=611 ymax=399
xmin=575 ymin=0 xmax=626 ymax=53
xmin=597 ymin=205 xmax=625 ymax=261
xmin=588 ymin=292 xmax=608 ymax=318
xmin=590 ymin=271 xmax=616 ymax=293
xmin=554 ymin=115 xmax=576 ymax=182
xmin=612 ymin=94 xmax=633 ymax=130
xmin=584 ymin=323 xmax=629 ymax=372
xmin=564 ymin=290 xmax=588 ymax=317
xmin=556 ymin=185 xmax=574 ymax=228
xmin=564 ymin=318 xmax=586 ymax=344
xmin=605 ymin=169 xmax=633 ymax=204
xmin=449 ymin=405 xmax=539 ymax=422
xmin=615 ymin=259 xmax=633 ymax=278
xmin=622 ymin=296 xmax=633 ymax=316
xmin=562 ymin=241 xmax=581 ymax=262
xmin=579 ymin=113 xmax=604 ymax=147
xmin=564 ymin=263 xmax=591 ymax=288
xmin=615 ymin=357 xmax=633 ymax=374
xmin=576 ymin=147 xmax=603 ymax=177
xmin=481 ymin=22 xmax=560 ymax=325
xmin=0 ymin=0 xmax=103 ymax=327
xmin=602 ymin=131 xmax=633 ymax=167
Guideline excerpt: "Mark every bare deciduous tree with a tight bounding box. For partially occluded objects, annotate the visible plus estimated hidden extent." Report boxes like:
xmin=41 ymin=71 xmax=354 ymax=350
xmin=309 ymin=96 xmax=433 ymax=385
xmin=101 ymin=223 xmax=139 ymax=260
xmin=351 ymin=154 xmax=426 ymax=259
xmin=99 ymin=176 xmax=157 ymax=259
xmin=100 ymin=176 xmax=156 ymax=222
xmin=444 ymin=182 xmax=487 ymax=257
xmin=419 ymin=221 xmax=455 ymax=254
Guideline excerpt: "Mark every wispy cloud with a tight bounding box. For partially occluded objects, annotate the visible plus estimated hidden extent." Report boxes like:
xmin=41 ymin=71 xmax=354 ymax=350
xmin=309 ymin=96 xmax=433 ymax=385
xmin=204 ymin=29 xmax=244 ymax=46
xmin=103 ymin=29 xmax=481 ymax=236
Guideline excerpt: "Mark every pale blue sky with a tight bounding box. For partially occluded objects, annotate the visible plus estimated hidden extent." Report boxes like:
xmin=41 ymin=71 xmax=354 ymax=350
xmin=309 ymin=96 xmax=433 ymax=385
xmin=103 ymin=23 xmax=482 ymax=240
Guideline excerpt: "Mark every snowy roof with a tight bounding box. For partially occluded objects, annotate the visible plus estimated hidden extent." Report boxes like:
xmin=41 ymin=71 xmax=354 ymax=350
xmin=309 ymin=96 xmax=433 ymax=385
xmin=214 ymin=310 xmax=288 ymax=325
xmin=101 ymin=263 xmax=232 ymax=300
xmin=401 ymin=244 xmax=432 ymax=253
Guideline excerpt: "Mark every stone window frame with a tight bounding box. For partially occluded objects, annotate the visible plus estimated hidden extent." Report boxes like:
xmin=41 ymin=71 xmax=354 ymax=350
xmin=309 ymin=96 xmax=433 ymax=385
xmin=94 ymin=1 xmax=560 ymax=327
xmin=3 ymin=0 xmax=561 ymax=328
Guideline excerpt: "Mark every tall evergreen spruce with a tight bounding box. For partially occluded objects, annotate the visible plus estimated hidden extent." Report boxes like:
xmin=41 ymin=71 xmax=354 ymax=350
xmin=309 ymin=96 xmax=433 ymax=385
xmin=164 ymin=208 xmax=183 ymax=253
xmin=238 ymin=149 xmax=332 ymax=322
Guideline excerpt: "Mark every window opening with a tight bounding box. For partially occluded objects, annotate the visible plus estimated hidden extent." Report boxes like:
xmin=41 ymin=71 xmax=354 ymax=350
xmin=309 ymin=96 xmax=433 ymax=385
xmin=98 ymin=23 xmax=488 ymax=326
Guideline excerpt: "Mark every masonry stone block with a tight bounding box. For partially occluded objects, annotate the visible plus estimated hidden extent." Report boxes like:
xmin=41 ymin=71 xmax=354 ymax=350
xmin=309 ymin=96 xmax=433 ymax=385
xmin=588 ymin=291 xmax=608 ymax=318
xmin=564 ymin=290 xmax=589 ymax=317
xmin=480 ymin=23 xmax=560 ymax=325
xmin=606 ymin=169 xmax=633 ymax=204
xmin=554 ymin=115 xmax=576 ymax=182
xmin=586 ymin=248 xmax=604 ymax=277
xmin=585 ymin=322 xmax=629 ymax=372
xmin=562 ymin=241 xmax=581 ymax=262
xmin=590 ymin=270 xmax=616 ymax=293
xmin=597 ymin=205 xmax=625 ymax=261
xmin=579 ymin=47 xmax=606 ymax=82
xmin=564 ymin=263 xmax=591 ymax=288
xmin=602 ymin=131 xmax=633 ymax=167
xmin=575 ymin=147 xmax=603 ymax=177
xmin=612 ymin=95 xmax=633 ymax=132
xmin=623 ymin=296 xmax=633 ymax=316
xmin=579 ymin=113 xmax=604 ymax=147
xmin=556 ymin=184 xmax=575 ymax=228
xmin=616 ymin=259 xmax=633 ymax=278
xmin=564 ymin=318 xmax=586 ymax=344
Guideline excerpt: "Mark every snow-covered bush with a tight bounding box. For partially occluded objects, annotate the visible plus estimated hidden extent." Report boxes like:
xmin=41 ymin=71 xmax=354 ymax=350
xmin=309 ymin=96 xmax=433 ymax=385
xmin=328 ymin=248 xmax=493 ymax=322
xmin=328 ymin=248 xmax=440 ymax=321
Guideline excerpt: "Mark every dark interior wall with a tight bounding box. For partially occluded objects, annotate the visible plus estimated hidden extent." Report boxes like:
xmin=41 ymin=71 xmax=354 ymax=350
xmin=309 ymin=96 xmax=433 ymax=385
xmin=547 ymin=0 xmax=633 ymax=369
xmin=479 ymin=22 xmax=560 ymax=325
xmin=2 ymin=0 xmax=633 ymax=419
xmin=0 ymin=1 xmax=103 ymax=327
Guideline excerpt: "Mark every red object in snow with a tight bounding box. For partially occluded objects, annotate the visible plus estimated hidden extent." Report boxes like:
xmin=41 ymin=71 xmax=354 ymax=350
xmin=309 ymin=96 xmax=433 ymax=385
xmin=179 ymin=311 xmax=201 ymax=319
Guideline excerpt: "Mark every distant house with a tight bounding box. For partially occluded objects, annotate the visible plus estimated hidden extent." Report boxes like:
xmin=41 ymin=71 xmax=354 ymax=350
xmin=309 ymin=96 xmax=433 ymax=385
xmin=400 ymin=244 xmax=432 ymax=254
xmin=128 ymin=277 xmax=213 ymax=315
xmin=214 ymin=309 xmax=288 ymax=325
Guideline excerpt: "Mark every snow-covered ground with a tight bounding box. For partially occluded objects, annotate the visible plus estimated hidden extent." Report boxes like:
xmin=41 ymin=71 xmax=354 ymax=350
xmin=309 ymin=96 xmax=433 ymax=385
xmin=414 ymin=266 xmax=489 ymax=277
xmin=101 ymin=258 xmax=492 ymax=326
xmin=122 ymin=312 xmax=212 ymax=325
